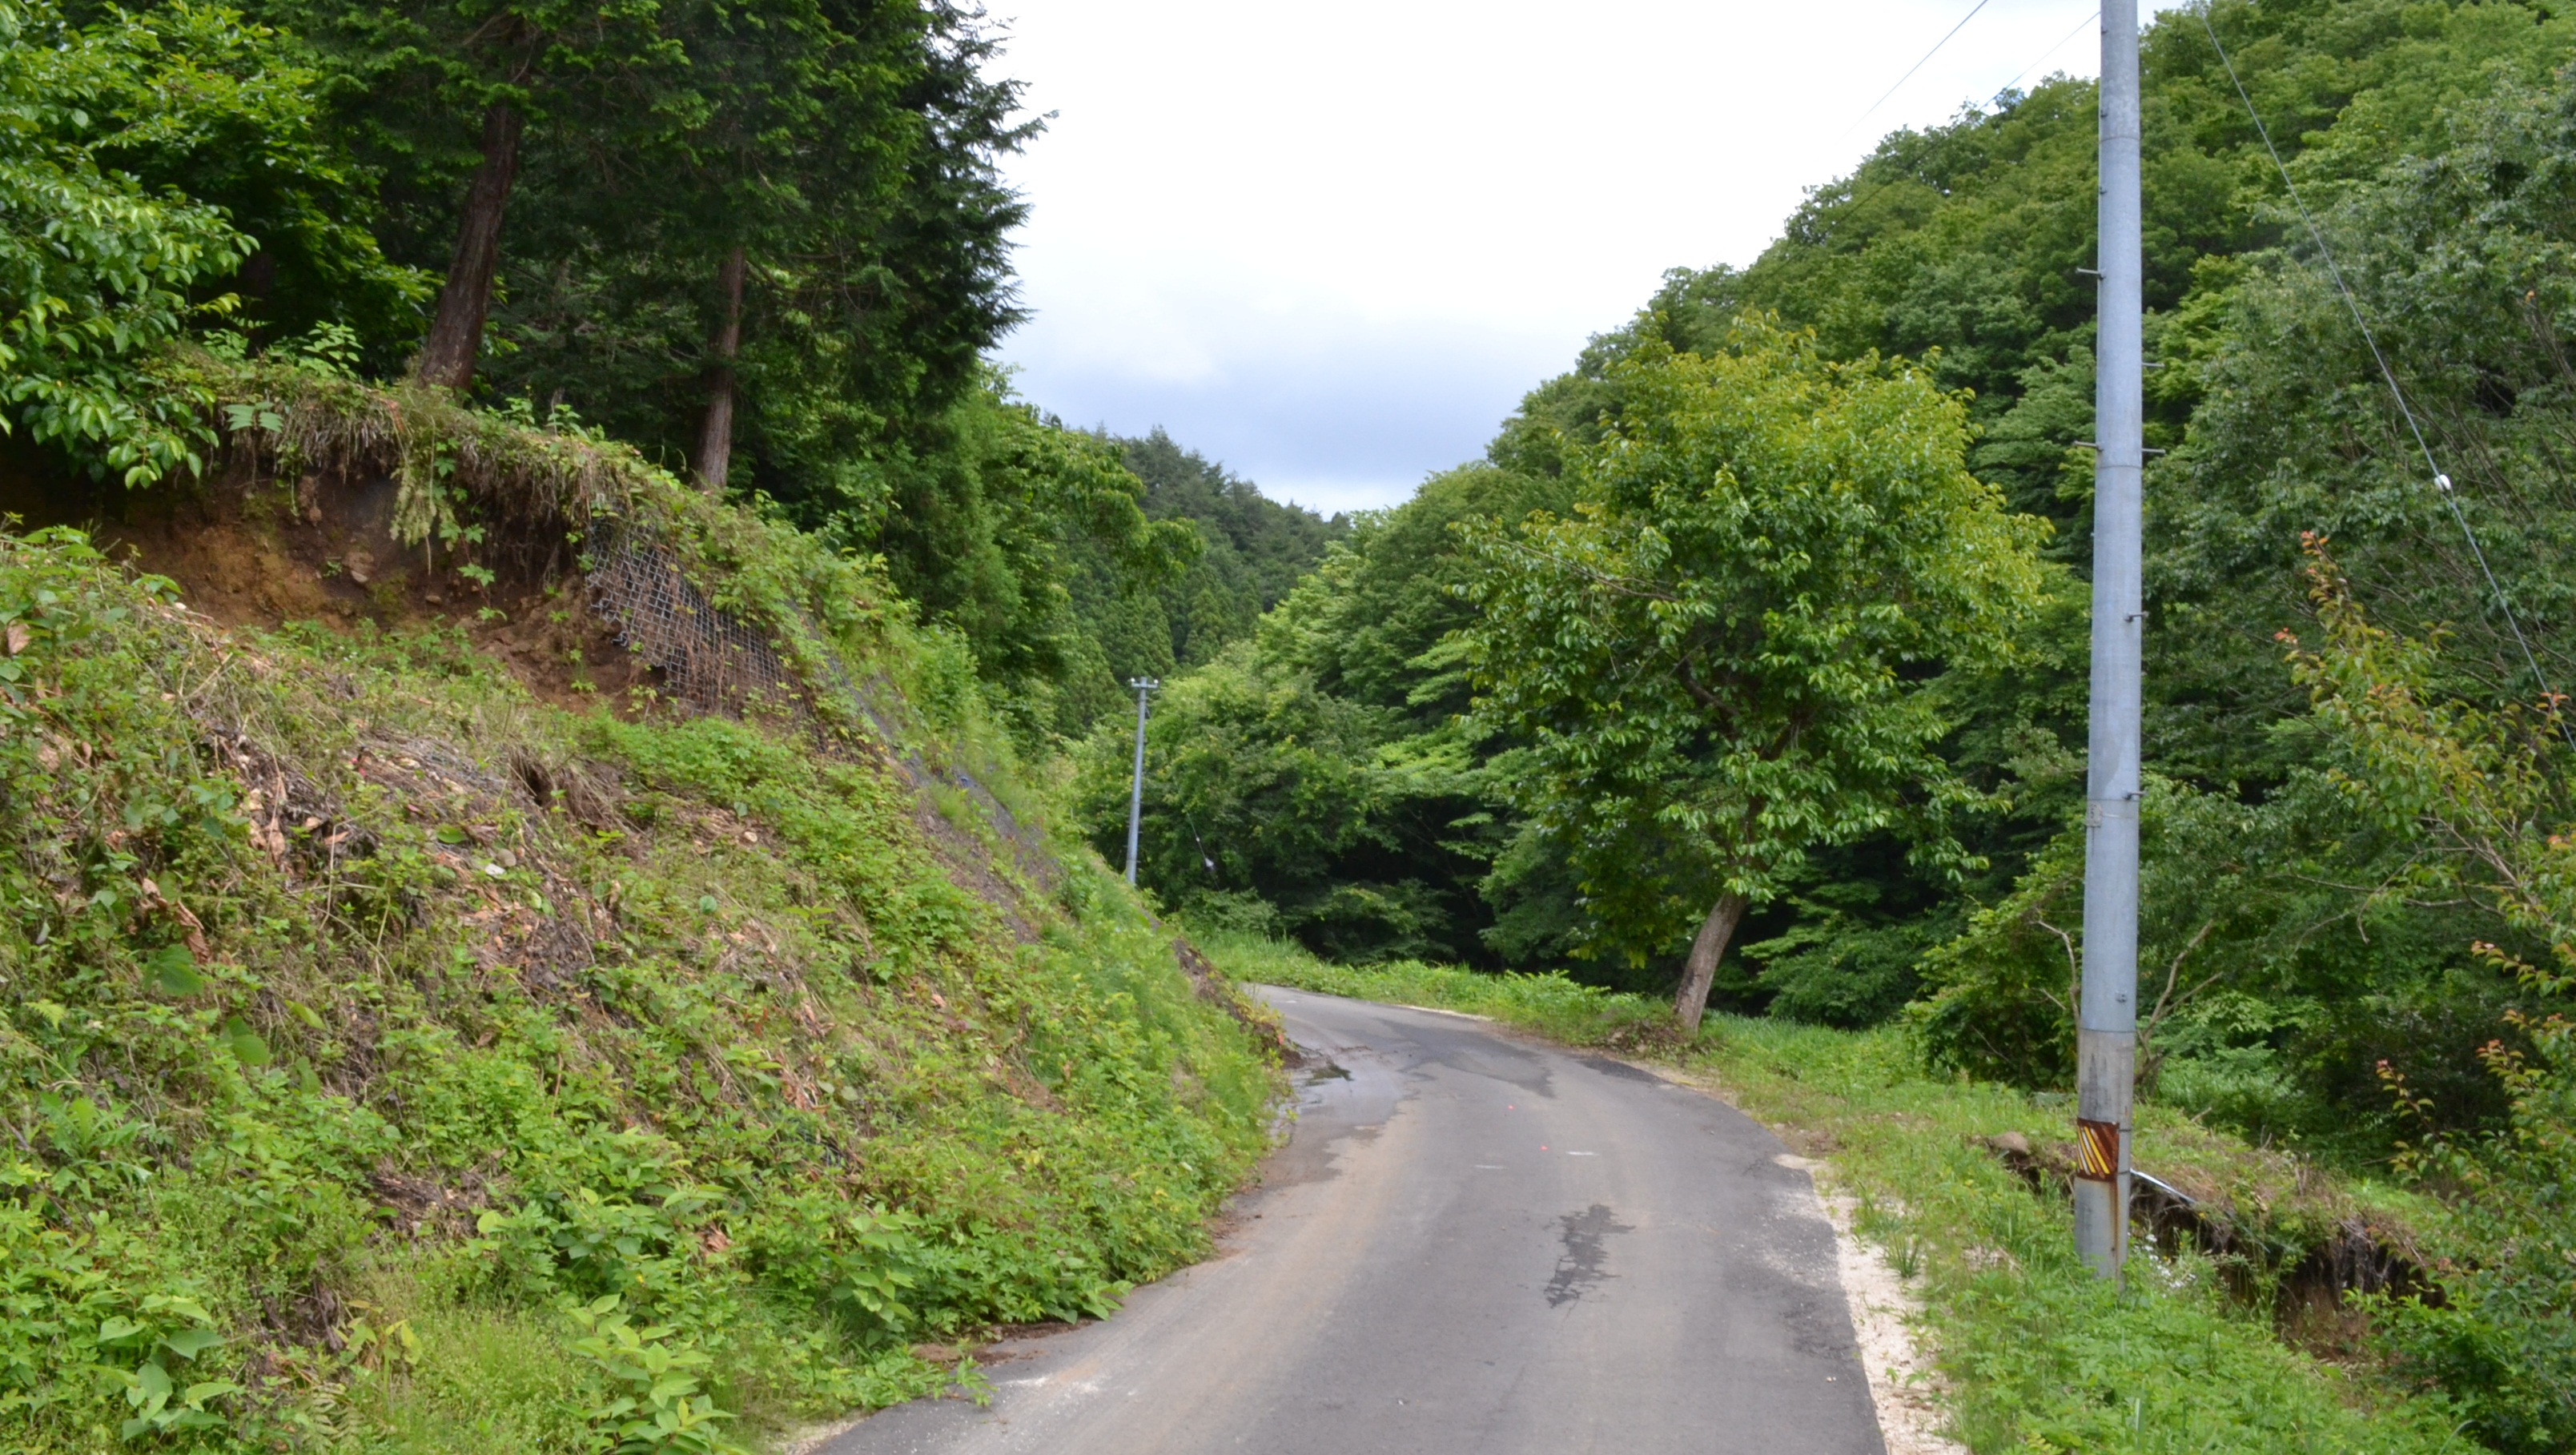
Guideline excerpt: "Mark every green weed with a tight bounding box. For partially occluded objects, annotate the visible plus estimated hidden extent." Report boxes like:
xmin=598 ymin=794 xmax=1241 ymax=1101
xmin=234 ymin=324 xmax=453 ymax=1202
xmin=561 ymin=1296 xmax=745 ymax=1455
xmin=0 ymin=529 xmax=1282 ymax=1450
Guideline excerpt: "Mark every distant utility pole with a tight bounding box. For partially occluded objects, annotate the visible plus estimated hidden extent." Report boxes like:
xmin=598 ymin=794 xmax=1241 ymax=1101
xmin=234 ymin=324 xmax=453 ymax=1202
xmin=2077 ymin=0 xmax=2143 ymax=1280
xmin=1124 ymin=677 xmax=1161 ymax=885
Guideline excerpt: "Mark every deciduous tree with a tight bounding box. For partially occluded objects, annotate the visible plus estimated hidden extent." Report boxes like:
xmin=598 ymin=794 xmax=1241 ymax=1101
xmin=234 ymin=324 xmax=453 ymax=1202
xmin=1463 ymin=321 xmax=2048 ymax=1031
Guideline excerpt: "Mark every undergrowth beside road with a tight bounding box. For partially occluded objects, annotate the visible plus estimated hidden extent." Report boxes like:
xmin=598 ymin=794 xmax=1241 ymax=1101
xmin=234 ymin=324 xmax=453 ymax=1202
xmin=1201 ymin=933 xmax=2467 ymax=1455
xmin=0 ymin=525 xmax=1279 ymax=1453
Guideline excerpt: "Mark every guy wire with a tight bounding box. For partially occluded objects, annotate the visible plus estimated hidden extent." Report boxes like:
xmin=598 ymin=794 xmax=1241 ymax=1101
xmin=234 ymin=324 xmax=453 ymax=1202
xmin=2198 ymin=6 xmax=2570 ymax=735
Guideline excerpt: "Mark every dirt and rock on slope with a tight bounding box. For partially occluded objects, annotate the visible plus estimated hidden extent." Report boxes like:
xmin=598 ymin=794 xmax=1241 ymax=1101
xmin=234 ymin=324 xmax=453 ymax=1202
xmin=0 ymin=360 xmax=1284 ymax=1453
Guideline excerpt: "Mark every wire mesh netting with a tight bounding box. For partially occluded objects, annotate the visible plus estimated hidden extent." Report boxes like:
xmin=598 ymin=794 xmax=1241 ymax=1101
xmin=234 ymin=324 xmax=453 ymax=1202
xmin=586 ymin=525 xmax=804 ymax=717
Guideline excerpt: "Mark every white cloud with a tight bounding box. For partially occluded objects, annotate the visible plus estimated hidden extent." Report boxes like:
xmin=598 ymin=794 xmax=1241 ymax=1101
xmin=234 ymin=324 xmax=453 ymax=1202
xmin=992 ymin=0 xmax=2116 ymax=512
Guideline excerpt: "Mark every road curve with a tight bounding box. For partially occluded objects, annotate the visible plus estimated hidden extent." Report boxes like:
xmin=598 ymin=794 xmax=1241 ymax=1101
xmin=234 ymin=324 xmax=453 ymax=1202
xmin=820 ymin=987 xmax=1887 ymax=1455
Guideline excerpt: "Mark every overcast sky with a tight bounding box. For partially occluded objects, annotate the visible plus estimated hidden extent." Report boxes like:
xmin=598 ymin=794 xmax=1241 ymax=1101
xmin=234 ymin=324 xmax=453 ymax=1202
xmin=990 ymin=0 xmax=2114 ymax=515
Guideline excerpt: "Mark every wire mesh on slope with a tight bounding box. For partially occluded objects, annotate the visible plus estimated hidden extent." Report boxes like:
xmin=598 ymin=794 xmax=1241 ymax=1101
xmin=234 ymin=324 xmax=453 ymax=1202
xmin=586 ymin=525 xmax=802 ymax=717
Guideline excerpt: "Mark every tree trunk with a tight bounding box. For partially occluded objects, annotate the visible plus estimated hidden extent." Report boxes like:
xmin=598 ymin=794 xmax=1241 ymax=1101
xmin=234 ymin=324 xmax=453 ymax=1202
xmin=1673 ymin=890 xmax=1750 ymax=1036
xmin=413 ymin=102 xmax=525 ymax=391
xmin=693 ymin=247 xmax=747 ymax=493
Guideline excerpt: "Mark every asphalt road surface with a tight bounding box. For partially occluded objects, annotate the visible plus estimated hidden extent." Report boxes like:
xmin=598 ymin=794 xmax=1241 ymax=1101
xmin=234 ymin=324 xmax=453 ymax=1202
xmin=821 ymin=987 xmax=1887 ymax=1455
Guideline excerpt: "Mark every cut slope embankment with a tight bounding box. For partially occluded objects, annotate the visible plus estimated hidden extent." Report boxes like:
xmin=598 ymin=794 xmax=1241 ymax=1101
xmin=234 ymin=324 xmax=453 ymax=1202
xmin=0 ymin=363 xmax=1283 ymax=1453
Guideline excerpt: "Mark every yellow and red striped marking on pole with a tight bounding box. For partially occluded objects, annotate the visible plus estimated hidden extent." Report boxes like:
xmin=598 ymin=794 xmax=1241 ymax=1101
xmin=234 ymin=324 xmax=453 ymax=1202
xmin=2076 ymin=1118 xmax=2121 ymax=1181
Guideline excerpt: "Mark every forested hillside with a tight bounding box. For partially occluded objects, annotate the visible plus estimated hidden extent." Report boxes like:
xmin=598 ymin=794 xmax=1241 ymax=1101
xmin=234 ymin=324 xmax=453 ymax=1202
xmin=1091 ymin=2 xmax=2576 ymax=1441
xmin=1054 ymin=430 xmax=1344 ymax=734
xmin=1096 ymin=0 xmax=2576 ymax=1124
xmin=0 ymin=0 xmax=1328 ymax=749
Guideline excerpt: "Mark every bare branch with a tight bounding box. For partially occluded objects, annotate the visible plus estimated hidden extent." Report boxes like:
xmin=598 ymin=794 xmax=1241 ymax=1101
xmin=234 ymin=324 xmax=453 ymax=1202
xmin=2035 ymin=913 xmax=2080 ymax=1018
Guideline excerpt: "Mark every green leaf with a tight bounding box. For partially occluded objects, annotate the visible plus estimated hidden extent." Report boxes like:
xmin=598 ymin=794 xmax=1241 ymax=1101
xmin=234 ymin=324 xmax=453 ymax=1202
xmin=146 ymin=1296 xmax=213 ymax=1324
xmin=145 ymin=945 xmax=203 ymax=997
xmin=95 ymin=1316 xmax=143 ymax=1344
xmin=180 ymin=1379 xmax=241 ymax=1407
xmin=219 ymin=1016 xmax=271 ymax=1067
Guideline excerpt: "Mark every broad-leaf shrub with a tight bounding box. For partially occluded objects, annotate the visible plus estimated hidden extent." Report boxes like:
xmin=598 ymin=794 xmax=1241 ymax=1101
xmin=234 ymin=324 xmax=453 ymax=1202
xmin=0 ymin=0 xmax=406 ymax=484
xmin=562 ymin=1296 xmax=746 ymax=1455
xmin=2275 ymin=560 xmax=2576 ymax=1452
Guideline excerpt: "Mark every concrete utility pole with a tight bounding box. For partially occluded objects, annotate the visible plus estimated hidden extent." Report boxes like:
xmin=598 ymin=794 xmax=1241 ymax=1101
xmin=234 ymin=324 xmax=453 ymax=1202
xmin=1124 ymin=677 xmax=1160 ymax=885
xmin=2077 ymin=0 xmax=2143 ymax=1280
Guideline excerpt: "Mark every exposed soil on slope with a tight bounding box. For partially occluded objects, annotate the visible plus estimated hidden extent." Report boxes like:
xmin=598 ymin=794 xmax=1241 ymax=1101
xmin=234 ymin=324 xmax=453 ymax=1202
xmin=31 ymin=456 xmax=656 ymax=713
xmin=11 ymin=443 xmax=1091 ymax=954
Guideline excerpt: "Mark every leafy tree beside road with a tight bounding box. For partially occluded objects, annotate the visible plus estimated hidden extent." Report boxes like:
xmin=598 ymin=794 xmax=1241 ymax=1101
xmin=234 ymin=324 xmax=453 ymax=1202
xmin=1463 ymin=322 xmax=2050 ymax=1031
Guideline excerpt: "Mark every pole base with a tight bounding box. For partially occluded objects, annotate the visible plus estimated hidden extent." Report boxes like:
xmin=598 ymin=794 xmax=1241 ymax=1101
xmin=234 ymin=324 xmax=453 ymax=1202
xmin=2072 ymin=1174 xmax=2128 ymax=1280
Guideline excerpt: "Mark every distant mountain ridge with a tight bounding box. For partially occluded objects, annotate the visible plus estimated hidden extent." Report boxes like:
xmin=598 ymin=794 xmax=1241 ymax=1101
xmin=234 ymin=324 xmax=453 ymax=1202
xmin=1056 ymin=428 xmax=1346 ymax=733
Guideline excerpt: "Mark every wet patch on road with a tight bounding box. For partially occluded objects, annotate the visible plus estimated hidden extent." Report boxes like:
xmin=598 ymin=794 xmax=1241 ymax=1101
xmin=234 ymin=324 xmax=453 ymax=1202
xmin=1255 ymin=1041 xmax=1406 ymax=1193
xmin=1544 ymin=1204 xmax=1635 ymax=1308
xmin=1297 ymin=1059 xmax=1353 ymax=1094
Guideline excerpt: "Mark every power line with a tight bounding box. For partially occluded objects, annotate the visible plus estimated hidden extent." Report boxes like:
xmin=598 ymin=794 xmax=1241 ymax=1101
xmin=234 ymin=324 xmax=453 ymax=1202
xmin=1995 ymin=9 xmax=2100 ymax=103
xmin=1812 ymin=8 xmax=2098 ymax=250
xmin=1841 ymin=0 xmax=1995 ymax=144
xmin=2197 ymin=9 xmax=2569 ymax=726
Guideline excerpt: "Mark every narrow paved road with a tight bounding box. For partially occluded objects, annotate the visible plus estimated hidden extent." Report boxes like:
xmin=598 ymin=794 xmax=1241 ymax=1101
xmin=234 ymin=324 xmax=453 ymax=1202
xmin=822 ymin=988 xmax=1886 ymax=1455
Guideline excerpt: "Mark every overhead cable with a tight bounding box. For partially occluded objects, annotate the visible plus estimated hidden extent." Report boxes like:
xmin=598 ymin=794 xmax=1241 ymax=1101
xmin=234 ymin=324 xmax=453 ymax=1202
xmin=1813 ymin=8 xmax=2096 ymax=249
xmin=1841 ymin=0 xmax=1995 ymax=144
xmin=2198 ymin=7 xmax=2568 ymax=726
xmin=1995 ymin=9 xmax=2100 ymax=105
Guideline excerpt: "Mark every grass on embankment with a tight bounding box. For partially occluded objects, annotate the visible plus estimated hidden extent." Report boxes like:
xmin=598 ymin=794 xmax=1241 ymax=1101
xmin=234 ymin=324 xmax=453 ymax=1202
xmin=0 ymin=522 xmax=1280 ymax=1453
xmin=1196 ymin=931 xmax=2466 ymax=1455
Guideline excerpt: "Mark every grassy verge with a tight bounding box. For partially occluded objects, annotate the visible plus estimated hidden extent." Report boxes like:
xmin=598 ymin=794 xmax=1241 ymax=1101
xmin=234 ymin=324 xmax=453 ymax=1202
xmin=1196 ymin=930 xmax=2466 ymax=1455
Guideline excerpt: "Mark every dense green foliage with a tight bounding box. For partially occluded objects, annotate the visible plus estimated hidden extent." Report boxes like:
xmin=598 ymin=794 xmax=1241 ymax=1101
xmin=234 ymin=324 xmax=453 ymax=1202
xmin=1075 ymin=464 xmax=1557 ymax=962
xmin=0 ymin=458 xmax=1273 ymax=1449
xmin=1105 ymin=0 xmax=2576 ymax=1131
xmin=848 ymin=380 xmax=1199 ymax=743
xmin=1890 ymin=8 xmax=2576 ymax=1159
xmin=0 ymin=0 xmax=1220 ymax=732
xmin=1461 ymin=324 xmax=2048 ymax=1027
xmin=1084 ymin=5 xmax=2576 ymax=1438
xmin=0 ymin=9 xmax=1319 ymax=1443
xmin=1132 ymin=434 xmax=1340 ymax=641
xmin=2281 ymin=567 xmax=2576 ymax=1452
xmin=0 ymin=0 xmax=415 ymax=485
xmin=1053 ymin=430 xmax=1344 ymax=734
xmin=12 ymin=0 xmax=2576 ymax=1444
xmin=246 ymin=0 xmax=1028 ymax=433
xmin=1115 ymin=430 xmax=1346 ymax=651
xmin=1631 ymin=0 xmax=2576 ymax=1070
